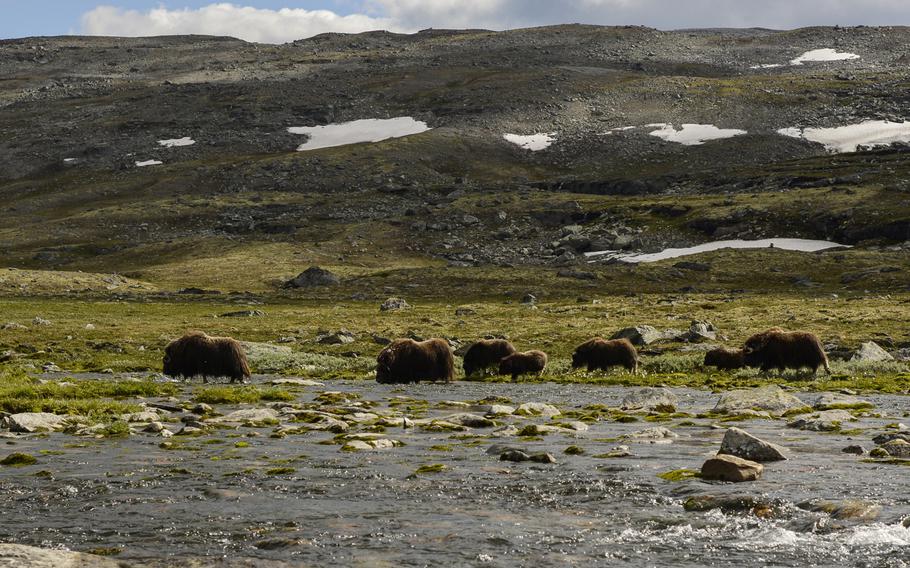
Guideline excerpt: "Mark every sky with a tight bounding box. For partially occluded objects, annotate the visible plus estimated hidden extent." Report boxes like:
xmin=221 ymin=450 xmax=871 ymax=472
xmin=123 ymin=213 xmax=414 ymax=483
xmin=2 ymin=1 xmax=910 ymax=43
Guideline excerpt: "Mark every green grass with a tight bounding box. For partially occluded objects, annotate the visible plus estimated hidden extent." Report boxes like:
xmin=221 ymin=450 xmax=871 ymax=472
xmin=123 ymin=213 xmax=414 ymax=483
xmin=194 ymin=386 xmax=295 ymax=404
xmin=0 ymin=367 xmax=175 ymax=418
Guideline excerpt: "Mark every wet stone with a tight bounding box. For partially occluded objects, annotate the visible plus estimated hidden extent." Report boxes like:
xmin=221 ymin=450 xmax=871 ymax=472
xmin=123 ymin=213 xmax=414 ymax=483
xmin=719 ymin=427 xmax=788 ymax=462
xmin=714 ymin=385 xmax=807 ymax=416
xmin=701 ymin=454 xmax=763 ymax=482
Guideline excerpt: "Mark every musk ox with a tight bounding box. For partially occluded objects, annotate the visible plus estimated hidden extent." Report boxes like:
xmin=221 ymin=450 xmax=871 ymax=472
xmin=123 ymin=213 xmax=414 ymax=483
xmin=571 ymin=338 xmax=638 ymax=373
xmin=463 ymin=339 xmax=517 ymax=377
xmin=163 ymin=331 xmax=251 ymax=383
xmin=498 ymin=350 xmax=548 ymax=380
xmin=742 ymin=328 xmax=831 ymax=375
xmin=704 ymin=347 xmax=746 ymax=370
xmin=376 ymin=338 xmax=455 ymax=384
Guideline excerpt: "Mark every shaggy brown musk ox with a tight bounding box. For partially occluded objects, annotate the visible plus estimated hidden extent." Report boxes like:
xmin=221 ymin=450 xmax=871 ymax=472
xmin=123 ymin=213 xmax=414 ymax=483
xmin=163 ymin=331 xmax=251 ymax=383
xmin=463 ymin=339 xmax=517 ymax=377
xmin=376 ymin=338 xmax=455 ymax=384
xmin=571 ymin=338 xmax=638 ymax=373
xmin=498 ymin=350 xmax=548 ymax=380
xmin=742 ymin=328 xmax=831 ymax=375
xmin=704 ymin=347 xmax=746 ymax=370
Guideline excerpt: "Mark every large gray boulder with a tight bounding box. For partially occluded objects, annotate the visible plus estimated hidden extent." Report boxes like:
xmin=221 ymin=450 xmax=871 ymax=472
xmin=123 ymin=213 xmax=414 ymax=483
xmin=701 ymin=454 xmax=763 ymax=482
xmin=787 ymin=409 xmax=855 ymax=432
xmin=284 ymin=266 xmax=339 ymax=288
xmin=2 ymin=412 xmax=69 ymax=433
xmin=719 ymin=427 xmax=787 ymax=462
xmin=611 ymin=325 xmax=664 ymax=346
xmin=620 ymin=387 xmax=678 ymax=412
xmin=713 ymin=385 xmax=807 ymax=416
xmin=851 ymin=342 xmax=894 ymax=362
xmin=0 ymin=544 xmax=126 ymax=567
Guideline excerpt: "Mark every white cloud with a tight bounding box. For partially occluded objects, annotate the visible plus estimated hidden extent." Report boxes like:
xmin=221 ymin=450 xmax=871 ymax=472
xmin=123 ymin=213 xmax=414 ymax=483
xmin=81 ymin=3 xmax=404 ymax=44
xmin=79 ymin=1 xmax=910 ymax=43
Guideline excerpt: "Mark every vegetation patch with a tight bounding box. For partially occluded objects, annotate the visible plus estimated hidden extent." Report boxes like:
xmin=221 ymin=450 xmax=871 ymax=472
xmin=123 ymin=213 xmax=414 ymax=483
xmin=1 ymin=453 xmax=37 ymax=467
xmin=194 ymin=386 xmax=294 ymax=404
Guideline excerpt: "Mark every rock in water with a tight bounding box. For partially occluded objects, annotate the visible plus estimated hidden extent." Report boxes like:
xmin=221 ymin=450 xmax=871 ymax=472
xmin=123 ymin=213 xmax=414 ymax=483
xmin=719 ymin=427 xmax=787 ymax=462
xmin=701 ymin=454 xmax=764 ymax=482
xmin=620 ymin=387 xmax=678 ymax=412
xmin=284 ymin=266 xmax=340 ymax=288
xmin=2 ymin=412 xmax=69 ymax=433
xmin=713 ymin=385 xmax=807 ymax=416
xmin=0 ymin=543 xmax=125 ymax=567
xmin=515 ymin=402 xmax=560 ymax=417
xmin=851 ymin=342 xmax=894 ymax=362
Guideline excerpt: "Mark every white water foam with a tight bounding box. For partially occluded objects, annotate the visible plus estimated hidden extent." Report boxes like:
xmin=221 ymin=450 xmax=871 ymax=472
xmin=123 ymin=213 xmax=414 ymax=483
xmin=778 ymin=120 xmax=910 ymax=153
xmin=503 ymin=132 xmax=556 ymax=151
xmin=288 ymin=117 xmax=431 ymax=151
xmin=585 ymin=238 xmax=849 ymax=263
xmin=648 ymin=123 xmax=747 ymax=146
xmin=791 ymin=48 xmax=860 ymax=65
xmin=135 ymin=160 xmax=163 ymax=167
xmin=158 ymin=137 xmax=196 ymax=148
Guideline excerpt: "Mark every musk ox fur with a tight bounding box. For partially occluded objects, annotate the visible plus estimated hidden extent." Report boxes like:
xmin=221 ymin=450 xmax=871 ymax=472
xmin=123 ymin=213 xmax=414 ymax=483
xmin=498 ymin=350 xmax=548 ymax=380
xmin=742 ymin=328 xmax=831 ymax=375
xmin=571 ymin=338 xmax=638 ymax=373
xmin=376 ymin=338 xmax=455 ymax=384
xmin=163 ymin=331 xmax=251 ymax=383
xmin=704 ymin=347 xmax=746 ymax=370
xmin=463 ymin=339 xmax=517 ymax=377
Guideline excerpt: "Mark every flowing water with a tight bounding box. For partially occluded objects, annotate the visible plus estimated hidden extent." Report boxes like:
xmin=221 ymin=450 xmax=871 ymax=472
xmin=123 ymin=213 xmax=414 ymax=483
xmin=0 ymin=378 xmax=907 ymax=567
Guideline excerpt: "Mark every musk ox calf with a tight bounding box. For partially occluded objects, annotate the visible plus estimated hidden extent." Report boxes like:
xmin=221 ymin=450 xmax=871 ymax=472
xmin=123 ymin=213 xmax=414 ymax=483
xmin=463 ymin=339 xmax=516 ymax=377
xmin=163 ymin=331 xmax=251 ymax=383
xmin=571 ymin=338 xmax=638 ymax=373
xmin=704 ymin=347 xmax=746 ymax=370
xmin=498 ymin=350 xmax=548 ymax=380
xmin=742 ymin=328 xmax=831 ymax=375
xmin=376 ymin=338 xmax=455 ymax=384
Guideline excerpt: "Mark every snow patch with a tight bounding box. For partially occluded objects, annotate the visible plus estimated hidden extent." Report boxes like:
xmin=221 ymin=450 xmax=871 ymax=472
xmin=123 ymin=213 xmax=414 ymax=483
xmin=158 ymin=137 xmax=196 ymax=148
xmin=791 ymin=48 xmax=860 ymax=65
xmin=135 ymin=160 xmax=163 ymax=167
xmin=503 ymin=133 xmax=556 ymax=151
xmin=778 ymin=120 xmax=910 ymax=153
xmin=289 ymin=117 xmax=430 ymax=151
xmin=648 ymin=123 xmax=747 ymax=146
xmin=586 ymin=238 xmax=849 ymax=263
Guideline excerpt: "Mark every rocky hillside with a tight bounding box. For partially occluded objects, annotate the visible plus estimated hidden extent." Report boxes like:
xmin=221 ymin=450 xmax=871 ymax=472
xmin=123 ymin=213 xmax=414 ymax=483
xmin=1 ymin=25 xmax=908 ymax=290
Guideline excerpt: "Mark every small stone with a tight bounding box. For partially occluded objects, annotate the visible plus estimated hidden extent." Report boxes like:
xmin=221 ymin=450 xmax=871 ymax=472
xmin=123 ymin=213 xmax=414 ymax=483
xmin=219 ymin=310 xmax=265 ymax=318
xmin=520 ymin=293 xmax=537 ymax=305
xmin=701 ymin=454 xmax=763 ymax=482
xmin=32 ymin=317 xmax=51 ymax=326
xmin=515 ymin=402 xmax=560 ymax=417
xmin=192 ymin=403 xmax=213 ymax=415
xmin=625 ymin=426 xmax=678 ymax=441
xmin=499 ymin=449 xmax=531 ymax=462
xmin=869 ymin=447 xmax=890 ymax=458
xmin=842 ymin=445 xmax=866 ymax=455
xmin=529 ymin=452 xmax=557 ymax=464
xmin=380 ymin=298 xmax=410 ymax=311
xmin=879 ymin=439 xmax=910 ymax=458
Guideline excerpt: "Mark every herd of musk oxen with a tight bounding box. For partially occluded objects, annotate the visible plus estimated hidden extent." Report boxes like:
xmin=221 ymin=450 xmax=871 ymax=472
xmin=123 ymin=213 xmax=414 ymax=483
xmin=162 ymin=328 xmax=831 ymax=383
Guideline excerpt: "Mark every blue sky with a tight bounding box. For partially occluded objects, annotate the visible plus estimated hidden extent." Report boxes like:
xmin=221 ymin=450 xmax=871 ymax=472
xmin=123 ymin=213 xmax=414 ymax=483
xmin=0 ymin=1 xmax=350 ymax=38
xmin=3 ymin=1 xmax=910 ymax=43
